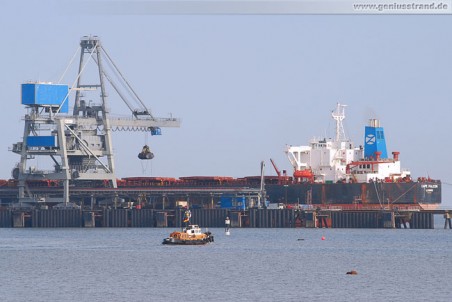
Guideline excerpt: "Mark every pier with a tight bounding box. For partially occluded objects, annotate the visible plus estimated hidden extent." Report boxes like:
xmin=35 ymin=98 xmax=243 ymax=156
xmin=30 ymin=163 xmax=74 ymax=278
xmin=0 ymin=180 xmax=448 ymax=229
xmin=1 ymin=208 xmax=450 ymax=229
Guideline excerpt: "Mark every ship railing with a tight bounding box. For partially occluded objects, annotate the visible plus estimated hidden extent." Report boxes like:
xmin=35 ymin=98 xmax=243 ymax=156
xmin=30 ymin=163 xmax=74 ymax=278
xmin=324 ymin=206 xmax=342 ymax=211
xmin=298 ymin=205 xmax=344 ymax=211
xmin=310 ymin=205 xmax=343 ymax=211
xmin=278 ymin=204 xmax=423 ymax=212
xmin=394 ymin=206 xmax=421 ymax=212
xmin=299 ymin=204 xmax=314 ymax=211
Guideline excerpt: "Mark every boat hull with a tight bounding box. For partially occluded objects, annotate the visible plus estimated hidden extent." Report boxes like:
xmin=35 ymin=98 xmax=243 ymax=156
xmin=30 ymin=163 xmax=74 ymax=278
xmin=162 ymin=238 xmax=211 ymax=245
xmin=162 ymin=228 xmax=214 ymax=245
xmin=265 ymin=181 xmax=441 ymax=208
xmin=162 ymin=235 xmax=214 ymax=245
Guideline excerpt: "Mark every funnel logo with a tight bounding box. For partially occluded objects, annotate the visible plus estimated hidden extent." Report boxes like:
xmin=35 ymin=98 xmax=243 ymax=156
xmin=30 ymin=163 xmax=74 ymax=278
xmin=365 ymin=134 xmax=376 ymax=145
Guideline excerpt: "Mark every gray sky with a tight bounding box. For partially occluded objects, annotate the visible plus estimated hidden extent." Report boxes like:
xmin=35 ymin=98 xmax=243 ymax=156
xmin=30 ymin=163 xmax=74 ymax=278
xmin=1 ymin=0 xmax=451 ymax=207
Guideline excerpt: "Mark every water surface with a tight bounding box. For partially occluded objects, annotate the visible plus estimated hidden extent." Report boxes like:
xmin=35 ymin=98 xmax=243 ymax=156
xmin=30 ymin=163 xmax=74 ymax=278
xmin=0 ymin=227 xmax=451 ymax=301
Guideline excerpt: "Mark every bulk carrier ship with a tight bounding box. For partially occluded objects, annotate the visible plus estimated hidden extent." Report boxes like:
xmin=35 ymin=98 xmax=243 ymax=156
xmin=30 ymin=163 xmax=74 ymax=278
xmin=0 ymin=37 xmax=441 ymax=212
xmin=264 ymin=104 xmax=441 ymax=210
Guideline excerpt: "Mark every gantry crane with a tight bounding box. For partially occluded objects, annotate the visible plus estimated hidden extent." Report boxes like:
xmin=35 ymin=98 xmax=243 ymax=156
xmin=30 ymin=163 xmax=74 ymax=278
xmin=11 ymin=36 xmax=181 ymax=206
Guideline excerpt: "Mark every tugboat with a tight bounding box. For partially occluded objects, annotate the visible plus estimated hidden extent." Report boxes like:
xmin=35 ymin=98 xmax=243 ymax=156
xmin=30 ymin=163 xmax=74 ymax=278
xmin=162 ymin=210 xmax=214 ymax=245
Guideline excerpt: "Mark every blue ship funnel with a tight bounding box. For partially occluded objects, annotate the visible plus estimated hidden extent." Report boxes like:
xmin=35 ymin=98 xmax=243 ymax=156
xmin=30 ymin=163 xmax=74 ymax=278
xmin=364 ymin=119 xmax=388 ymax=159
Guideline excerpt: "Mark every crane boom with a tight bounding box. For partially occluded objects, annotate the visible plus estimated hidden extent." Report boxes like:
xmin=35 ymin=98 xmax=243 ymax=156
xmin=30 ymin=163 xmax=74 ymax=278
xmin=72 ymin=116 xmax=180 ymax=129
xmin=270 ymin=158 xmax=281 ymax=177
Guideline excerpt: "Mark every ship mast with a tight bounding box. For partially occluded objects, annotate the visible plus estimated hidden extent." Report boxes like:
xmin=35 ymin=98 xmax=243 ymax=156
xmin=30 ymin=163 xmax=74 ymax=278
xmin=331 ymin=103 xmax=347 ymax=142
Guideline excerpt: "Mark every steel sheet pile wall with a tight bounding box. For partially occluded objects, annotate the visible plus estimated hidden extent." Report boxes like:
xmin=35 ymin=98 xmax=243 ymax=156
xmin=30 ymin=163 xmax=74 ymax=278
xmin=0 ymin=210 xmax=12 ymax=227
xmin=190 ymin=209 xmax=229 ymax=227
xmin=331 ymin=211 xmax=379 ymax=228
xmin=32 ymin=209 xmax=81 ymax=227
xmin=230 ymin=212 xmax=242 ymax=227
xmin=379 ymin=212 xmax=395 ymax=228
xmin=304 ymin=212 xmax=316 ymax=228
xmin=103 ymin=209 xmax=128 ymax=227
xmin=13 ymin=212 xmax=25 ymax=227
xmin=410 ymin=212 xmax=434 ymax=229
xmin=248 ymin=209 xmax=295 ymax=228
xmin=174 ymin=209 xmax=182 ymax=228
xmin=83 ymin=211 xmax=95 ymax=227
xmin=155 ymin=211 xmax=168 ymax=227
xmin=0 ymin=208 xmax=439 ymax=229
xmin=130 ymin=209 xmax=154 ymax=227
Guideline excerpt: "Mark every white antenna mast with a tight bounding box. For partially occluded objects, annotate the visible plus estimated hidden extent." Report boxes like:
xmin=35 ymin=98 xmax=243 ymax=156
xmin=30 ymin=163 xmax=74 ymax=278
xmin=331 ymin=103 xmax=347 ymax=142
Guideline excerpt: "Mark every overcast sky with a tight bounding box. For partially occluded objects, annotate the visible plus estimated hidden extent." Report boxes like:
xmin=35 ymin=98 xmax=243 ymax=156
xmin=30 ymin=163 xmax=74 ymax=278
xmin=1 ymin=1 xmax=451 ymax=207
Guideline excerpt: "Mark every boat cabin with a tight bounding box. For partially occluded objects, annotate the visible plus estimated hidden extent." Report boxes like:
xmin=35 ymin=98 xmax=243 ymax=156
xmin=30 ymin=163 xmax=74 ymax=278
xmin=183 ymin=225 xmax=203 ymax=235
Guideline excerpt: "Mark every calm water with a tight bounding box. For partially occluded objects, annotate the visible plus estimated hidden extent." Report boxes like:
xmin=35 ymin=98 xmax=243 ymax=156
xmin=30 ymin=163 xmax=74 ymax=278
xmin=0 ymin=226 xmax=451 ymax=302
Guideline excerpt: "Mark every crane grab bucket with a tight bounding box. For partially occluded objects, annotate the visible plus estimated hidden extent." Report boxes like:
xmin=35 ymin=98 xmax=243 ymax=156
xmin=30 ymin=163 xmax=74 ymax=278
xmin=138 ymin=145 xmax=154 ymax=160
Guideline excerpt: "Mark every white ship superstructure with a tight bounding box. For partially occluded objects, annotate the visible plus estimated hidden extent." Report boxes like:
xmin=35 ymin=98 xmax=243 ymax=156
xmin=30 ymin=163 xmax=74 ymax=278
xmin=286 ymin=103 xmax=410 ymax=184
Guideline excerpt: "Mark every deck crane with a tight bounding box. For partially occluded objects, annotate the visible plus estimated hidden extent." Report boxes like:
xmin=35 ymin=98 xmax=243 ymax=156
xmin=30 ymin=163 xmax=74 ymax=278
xmin=270 ymin=158 xmax=281 ymax=177
xmin=11 ymin=36 xmax=181 ymax=206
xmin=270 ymin=158 xmax=289 ymax=183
